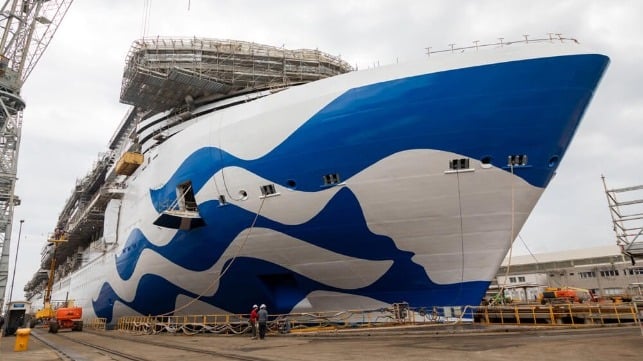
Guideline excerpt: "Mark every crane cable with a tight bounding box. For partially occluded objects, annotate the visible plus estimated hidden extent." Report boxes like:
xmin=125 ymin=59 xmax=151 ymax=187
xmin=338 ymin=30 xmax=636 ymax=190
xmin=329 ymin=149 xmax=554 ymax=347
xmin=455 ymin=168 xmax=465 ymax=297
xmin=156 ymin=196 xmax=266 ymax=316
xmin=492 ymin=163 xmax=516 ymax=305
xmin=155 ymin=113 xmax=265 ymax=316
xmin=141 ymin=0 xmax=151 ymax=38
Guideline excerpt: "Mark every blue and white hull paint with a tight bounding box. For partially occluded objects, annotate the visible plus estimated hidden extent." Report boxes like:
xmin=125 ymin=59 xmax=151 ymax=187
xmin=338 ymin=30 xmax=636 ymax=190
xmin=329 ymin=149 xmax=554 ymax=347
xmin=43 ymin=40 xmax=608 ymax=323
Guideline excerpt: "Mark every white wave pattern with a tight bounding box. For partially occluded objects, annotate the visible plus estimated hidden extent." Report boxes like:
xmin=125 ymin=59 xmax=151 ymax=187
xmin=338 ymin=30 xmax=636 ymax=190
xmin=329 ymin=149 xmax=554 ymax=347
xmin=347 ymin=150 xmax=542 ymax=284
xmin=199 ymin=149 xmax=542 ymax=285
xmin=100 ymin=228 xmax=393 ymax=303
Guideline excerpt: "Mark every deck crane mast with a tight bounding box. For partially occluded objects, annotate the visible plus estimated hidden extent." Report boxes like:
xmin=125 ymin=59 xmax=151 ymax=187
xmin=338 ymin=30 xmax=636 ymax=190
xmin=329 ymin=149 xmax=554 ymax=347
xmin=0 ymin=0 xmax=73 ymax=311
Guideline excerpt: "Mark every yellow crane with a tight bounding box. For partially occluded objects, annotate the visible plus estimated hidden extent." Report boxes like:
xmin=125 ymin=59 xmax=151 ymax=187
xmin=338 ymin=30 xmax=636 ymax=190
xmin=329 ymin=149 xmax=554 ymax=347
xmin=33 ymin=232 xmax=67 ymax=321
xmin=34 ymin=231 xmax=83 ymax=332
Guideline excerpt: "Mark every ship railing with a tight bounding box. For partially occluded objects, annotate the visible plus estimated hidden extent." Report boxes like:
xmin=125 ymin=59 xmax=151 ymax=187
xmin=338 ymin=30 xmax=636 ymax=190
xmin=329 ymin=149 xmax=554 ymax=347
xmin=115 ymin=302 xmax=642 ymax=335
xmin=426 ymin=34 xmax=579 ymax=57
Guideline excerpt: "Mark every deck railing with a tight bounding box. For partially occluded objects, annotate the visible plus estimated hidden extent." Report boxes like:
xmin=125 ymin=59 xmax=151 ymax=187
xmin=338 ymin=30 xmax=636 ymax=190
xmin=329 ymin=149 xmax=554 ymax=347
xmin=427 ymin=34 xmax=579 ymax=56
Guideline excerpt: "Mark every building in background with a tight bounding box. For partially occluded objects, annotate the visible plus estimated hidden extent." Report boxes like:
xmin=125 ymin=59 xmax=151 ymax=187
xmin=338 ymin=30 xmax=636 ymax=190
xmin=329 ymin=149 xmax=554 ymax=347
xmin=487 ymin=245 xmax=643 ymax=303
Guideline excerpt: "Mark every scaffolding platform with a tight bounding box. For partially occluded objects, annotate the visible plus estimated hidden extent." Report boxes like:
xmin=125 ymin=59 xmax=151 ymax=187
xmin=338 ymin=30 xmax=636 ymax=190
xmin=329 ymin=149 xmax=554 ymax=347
xmin=120 ymin=37 xmax=354 ymax=112
xmin=602 ymin=176 xmax=643 ymax=262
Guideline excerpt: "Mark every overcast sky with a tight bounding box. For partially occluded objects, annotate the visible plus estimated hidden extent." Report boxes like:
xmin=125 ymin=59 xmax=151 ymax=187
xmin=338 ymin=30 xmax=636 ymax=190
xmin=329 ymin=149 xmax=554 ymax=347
xmin=4 ymin=0 xmax=643 ymax=301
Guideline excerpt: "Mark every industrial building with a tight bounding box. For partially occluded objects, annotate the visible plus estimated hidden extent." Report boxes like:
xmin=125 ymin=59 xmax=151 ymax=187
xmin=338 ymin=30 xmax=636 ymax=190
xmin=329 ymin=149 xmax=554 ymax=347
xmin=487 ymin=245 xmax=643 ymax=302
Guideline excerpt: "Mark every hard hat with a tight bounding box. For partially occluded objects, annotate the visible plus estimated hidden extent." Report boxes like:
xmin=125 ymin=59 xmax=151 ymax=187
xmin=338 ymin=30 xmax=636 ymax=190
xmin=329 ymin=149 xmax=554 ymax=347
xmin=260 ymin=304 xmax=266 ymax=309
xmin=253 ymin=304 xmax=258 ymax=308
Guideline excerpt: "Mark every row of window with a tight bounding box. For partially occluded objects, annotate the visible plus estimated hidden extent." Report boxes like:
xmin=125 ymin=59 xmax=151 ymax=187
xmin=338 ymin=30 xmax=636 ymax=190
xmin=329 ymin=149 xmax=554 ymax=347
xmin=176 ymin=155 xmax=535 ymax=208
xmin=448 ymin=154 xmax=530 ymax=171
xmin=179 ymin=173 xmax=344 ymax=209
xmin=508 ymin=268 xmax=643 ymax=282
xmin=573 ymin=268 xmax=643 ymax=279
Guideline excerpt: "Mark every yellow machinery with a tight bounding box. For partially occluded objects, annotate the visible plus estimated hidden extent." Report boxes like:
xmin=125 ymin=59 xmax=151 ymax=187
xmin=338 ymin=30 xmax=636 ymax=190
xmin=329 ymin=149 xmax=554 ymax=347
xmin=33 ymin=232 xmax=70 ymax=324
xmin=538 ymin=287 xmax=597 ymax=304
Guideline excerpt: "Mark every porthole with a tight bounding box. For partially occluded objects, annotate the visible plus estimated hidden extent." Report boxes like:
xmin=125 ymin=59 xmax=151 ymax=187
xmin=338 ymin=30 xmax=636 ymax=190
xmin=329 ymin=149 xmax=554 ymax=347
xmin=548 ymin=155 xmax=559 ymax=168
xmin=239 ymin=190 xmax=248 ymax=200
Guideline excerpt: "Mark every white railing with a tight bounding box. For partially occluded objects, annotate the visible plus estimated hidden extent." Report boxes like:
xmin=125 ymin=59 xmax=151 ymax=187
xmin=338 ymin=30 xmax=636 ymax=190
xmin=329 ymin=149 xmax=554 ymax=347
xmin=426 ymin=34 xmax=579 ymax=57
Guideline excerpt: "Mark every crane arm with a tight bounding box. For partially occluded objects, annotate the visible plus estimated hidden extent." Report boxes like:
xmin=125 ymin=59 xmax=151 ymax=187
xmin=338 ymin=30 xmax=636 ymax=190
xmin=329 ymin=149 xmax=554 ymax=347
xmin=0 ymin=0 xmax=74 ymax=90
xmin=0 ymin=0 xmax=73 ymax=313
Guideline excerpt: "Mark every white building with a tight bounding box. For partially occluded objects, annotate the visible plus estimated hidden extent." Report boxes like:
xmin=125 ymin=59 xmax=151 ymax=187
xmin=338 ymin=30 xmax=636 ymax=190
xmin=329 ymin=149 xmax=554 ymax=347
xmin=487 ymin=245 xmax=643 ymax=302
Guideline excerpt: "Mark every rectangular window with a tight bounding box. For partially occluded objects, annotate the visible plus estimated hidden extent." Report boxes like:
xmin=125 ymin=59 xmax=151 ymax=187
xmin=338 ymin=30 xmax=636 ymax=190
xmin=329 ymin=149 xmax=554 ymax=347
xmin=600 ymin=270 xmax=619 ymax=277
xmin=628 ymin=267 xmax=643 ymax=275
xmin=518 ymin=276 xmax=526 ymax=282
xmin=449 ymin=158 xmax=470 ymax=170
xmin=579 ymin=271 xmax=596 ymax=278
xmin=507 ymin=154 xmax=528 ymax=166
xmin=323 ymin=173 xmax=341 ymax=185
xmin=260 ymin=184 xmax=277 ymax=196
xmin=509 ymin=277 xmax=516 ymax=283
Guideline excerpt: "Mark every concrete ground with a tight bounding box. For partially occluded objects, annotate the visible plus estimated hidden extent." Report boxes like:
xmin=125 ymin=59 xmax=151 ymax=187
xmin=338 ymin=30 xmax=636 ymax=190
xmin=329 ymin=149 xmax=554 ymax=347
xmin=1 ymin=324 xmax=642 ymax=361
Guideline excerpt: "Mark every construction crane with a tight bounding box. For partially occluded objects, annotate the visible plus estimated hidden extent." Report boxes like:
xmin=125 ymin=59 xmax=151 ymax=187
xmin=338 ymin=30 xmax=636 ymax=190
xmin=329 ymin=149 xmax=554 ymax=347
xmin=0 ymin=0 xmax=74 ymax=311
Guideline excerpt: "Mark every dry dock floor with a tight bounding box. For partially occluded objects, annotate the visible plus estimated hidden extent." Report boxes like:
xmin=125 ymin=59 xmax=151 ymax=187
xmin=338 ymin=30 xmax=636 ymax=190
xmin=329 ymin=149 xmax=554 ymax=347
xmin=1 ymin=324 xmax=642 ymax=361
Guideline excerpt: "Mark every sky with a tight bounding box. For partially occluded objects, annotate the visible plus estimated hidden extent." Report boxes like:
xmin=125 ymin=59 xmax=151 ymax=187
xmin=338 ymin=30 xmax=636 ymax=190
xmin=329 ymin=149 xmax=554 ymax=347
xmin=3 ymin=0 xmax=643 ymax=302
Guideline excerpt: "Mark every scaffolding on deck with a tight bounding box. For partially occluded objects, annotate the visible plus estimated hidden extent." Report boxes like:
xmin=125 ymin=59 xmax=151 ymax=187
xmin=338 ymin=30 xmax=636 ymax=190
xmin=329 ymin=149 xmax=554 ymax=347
xmin=120 ymin=37 xmax=354 ymax=112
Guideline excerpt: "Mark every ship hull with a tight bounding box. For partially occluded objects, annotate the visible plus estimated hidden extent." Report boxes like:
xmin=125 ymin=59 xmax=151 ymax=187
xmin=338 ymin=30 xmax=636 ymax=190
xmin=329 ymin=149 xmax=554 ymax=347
xmin=37 ymin=43 xmax=609 ymax=322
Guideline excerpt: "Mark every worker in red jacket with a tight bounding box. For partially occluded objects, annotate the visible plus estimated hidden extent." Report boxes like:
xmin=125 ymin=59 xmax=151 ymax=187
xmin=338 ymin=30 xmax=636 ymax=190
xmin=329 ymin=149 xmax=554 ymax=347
xmin=249 ymin=304 xmax=259 ymax=339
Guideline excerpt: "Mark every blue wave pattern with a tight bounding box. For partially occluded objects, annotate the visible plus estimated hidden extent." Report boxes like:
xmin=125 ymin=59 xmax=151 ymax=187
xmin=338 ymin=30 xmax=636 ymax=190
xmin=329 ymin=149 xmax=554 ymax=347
xmin=94 ymin=54 xmax=609 ymax=321
xmin=97 ymin=188 xmax=483 ymax=320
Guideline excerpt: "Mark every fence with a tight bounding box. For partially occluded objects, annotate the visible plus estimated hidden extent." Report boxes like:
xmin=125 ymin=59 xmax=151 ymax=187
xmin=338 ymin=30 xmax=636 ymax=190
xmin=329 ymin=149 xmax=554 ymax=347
xmin=114 ymin=302 xmax=642 ymax=335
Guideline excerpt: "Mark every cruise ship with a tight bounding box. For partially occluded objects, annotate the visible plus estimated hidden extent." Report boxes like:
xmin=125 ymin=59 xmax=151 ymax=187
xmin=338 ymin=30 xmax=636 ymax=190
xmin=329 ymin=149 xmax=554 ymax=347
xmin=24 ymin=36 xmax=609 ymax=324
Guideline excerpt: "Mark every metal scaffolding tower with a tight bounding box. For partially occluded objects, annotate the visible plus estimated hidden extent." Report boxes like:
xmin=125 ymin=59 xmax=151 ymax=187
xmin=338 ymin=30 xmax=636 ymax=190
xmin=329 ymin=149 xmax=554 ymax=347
xmin=0 ymin=0 xmax=73 ymax=311
xmin=602 ymin=175 xmax=643 ymax=263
